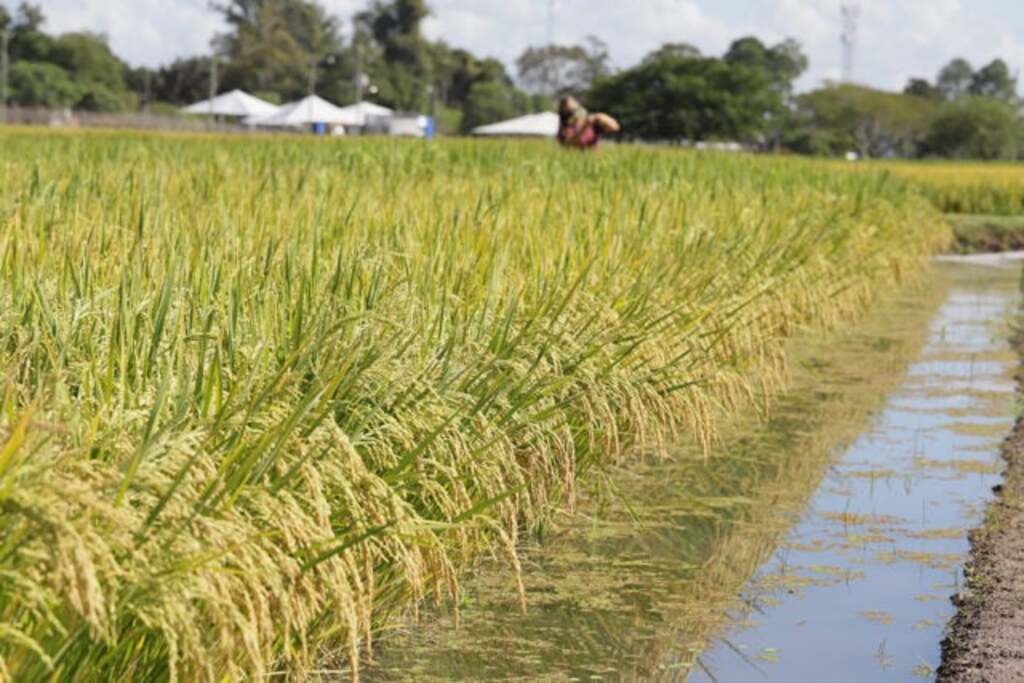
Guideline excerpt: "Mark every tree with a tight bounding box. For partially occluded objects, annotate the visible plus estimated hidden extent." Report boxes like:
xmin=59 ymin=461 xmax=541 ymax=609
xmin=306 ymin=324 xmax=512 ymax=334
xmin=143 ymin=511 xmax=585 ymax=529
xmin=923 ymin=96 xmax=1022 ymax=159
xmin=148 ymin=57 xmax=214 ymax=105
xmin=9 ymin=2 xmax=53 ymax=63
xmin=969 ymin=59 xmax=1017 ymax=102
xmin=587 ymin=54 xmax=781 ymax=142
xmin=642 ymin=43 xmax=701 ymax=64
xmin=937 ymin=58 xmax=973 ymax=100
xmin=460 ymin=80 xmax=529 ymax=132
xmin=903 ymin=77 xmax=942 ymax=101
xmin=76 ymin=84 xmax=129 ymax=111
xmin=216 ymin=0 xmax=341 ymax=98
xmin=794 ymin=84 xmax=939 ymax=157
xmin=354 ymin=0 xmax=434 ymax=109
xmin=724 ymin=36 xmax=807 ymax=93
xmin=49 ymin=32 xmax=127 ymax=92
xmin=515 ymin=36 xmax=611 ymax=98
xmin=9 ymin=61 xmax=78 ymax=107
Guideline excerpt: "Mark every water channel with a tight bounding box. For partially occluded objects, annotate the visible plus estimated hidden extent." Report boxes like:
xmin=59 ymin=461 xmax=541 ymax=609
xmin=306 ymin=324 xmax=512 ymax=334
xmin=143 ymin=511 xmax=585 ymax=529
xmin=367 ymin=261 xmax=1021 ymax=682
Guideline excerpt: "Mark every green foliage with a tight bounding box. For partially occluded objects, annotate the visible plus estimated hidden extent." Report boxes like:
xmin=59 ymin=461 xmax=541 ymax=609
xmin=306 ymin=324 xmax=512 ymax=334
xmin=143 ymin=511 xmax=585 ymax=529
xmin=903 ymin=78 xmax=943 ymax=101
xmin=923 ymin=96 xmax=1022 ymax=160
xmin=354 ymin=0 xmax=433 ymax=109
xmin=724 ymin=36 xmax=807 ymax=94
xmin=434 ymin=103 xmax=462 ymax=134
xmin=9 ymin=60 xmax=79 ymax=107
xmin=460 ymin=80 xmax=529 ymax=132
xmin=968 ymin=59 xmax=1017 ymax=102
xmin=947 ymin=214 xmax=1024 ymax=253
xmin=151 ymin=56 xmax=214 ymax=106
xmin=642 ymin=42 xmax=702 ymax=64
xmin=1 ymin=3 xmax=137 ymax=112
xmin=588 ymin=54 xmax=781 ymax=142
xmin=76 ymin=84 xmax=131 ymax=112
xmin=794 ymin=84 xmax=939 ymax=157
xmin=146 ymin=101 xmax=186 ymax=116
xmin=937 ymin=58 xmax=974 ymax=101
xmin=8 ymin=2 xmax=53 ymax=62
xmin=49 ymin=32 xmax=126 ymax=91
xmin=217 ymin=0 xmax=341 ymax=98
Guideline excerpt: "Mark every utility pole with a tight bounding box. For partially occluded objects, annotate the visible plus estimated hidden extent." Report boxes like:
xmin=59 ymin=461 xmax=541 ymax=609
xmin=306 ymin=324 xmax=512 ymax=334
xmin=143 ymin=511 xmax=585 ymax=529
xmin=354 ymin=33 xmax=364 ymax=102
xmin=208 ymin=51 xmax=218 ymax=125
xmin=309 ymin=57 xmax=317 ymax=95
xmin=1 ymin=26 xmax=10 ymax=124
xmin=840 ymin=2 xmax=860 ymax=84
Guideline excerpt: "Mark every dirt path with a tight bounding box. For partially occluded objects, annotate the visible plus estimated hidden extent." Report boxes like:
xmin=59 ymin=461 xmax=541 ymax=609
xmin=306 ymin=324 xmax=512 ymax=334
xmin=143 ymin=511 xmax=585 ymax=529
xmin=939 ymin=333 xmax=1024 ymax=681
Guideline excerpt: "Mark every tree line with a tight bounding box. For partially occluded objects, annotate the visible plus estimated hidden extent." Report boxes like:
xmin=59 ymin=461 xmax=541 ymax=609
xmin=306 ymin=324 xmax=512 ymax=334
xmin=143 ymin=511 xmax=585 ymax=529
xmin=1 ymin=0 xmax=1021 ymax=157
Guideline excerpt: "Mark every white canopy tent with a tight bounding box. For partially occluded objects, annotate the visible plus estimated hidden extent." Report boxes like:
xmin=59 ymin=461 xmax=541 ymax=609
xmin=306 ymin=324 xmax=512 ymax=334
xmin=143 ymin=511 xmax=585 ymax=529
xmin=334 ymin=101 xmax=394 ymax=127
xmin=182 ymin=90 xmax=279 ymax=118
xmin=244 ymin=95 xmax=353 ymax=128
xmin=471 ymin=111 xmax=559 ymax=138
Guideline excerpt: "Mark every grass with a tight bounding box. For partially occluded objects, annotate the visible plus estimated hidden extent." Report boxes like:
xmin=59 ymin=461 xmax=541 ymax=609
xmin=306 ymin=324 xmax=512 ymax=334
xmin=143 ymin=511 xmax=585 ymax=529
xmin=946 ymin=214 xmax=1024 ymax=254
xmin=0 ymin=128 xmax=945 ymax=680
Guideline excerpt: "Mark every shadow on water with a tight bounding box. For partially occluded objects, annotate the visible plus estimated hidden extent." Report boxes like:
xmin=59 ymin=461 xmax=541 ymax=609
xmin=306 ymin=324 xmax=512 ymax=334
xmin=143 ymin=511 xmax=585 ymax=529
xmin=365 ymin=261 xmax=1021 ymax=682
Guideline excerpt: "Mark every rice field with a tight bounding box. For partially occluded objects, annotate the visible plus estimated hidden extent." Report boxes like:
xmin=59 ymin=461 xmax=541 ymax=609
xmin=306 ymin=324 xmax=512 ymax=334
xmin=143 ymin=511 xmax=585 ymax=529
xmin=0 ymin=129 xmax=946 ymax=680
xmin=853 ymin=161 xmax=1024 ymax=216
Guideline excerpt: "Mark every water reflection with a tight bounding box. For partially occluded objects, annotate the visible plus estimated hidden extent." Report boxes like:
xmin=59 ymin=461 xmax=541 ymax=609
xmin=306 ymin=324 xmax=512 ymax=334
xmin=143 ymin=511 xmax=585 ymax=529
xmin=367 ymin=262 xmax=1019 ymax=682
xmin=694 ymin=262 xmax=1020 ymax=682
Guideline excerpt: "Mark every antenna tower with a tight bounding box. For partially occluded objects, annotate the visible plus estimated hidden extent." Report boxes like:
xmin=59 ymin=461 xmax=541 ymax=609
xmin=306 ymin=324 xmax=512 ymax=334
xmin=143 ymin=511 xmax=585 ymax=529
xmin=840 ymin=2 xmax=860 ymax=83
xmin=547 ymin=0 xmax=556 ymax=46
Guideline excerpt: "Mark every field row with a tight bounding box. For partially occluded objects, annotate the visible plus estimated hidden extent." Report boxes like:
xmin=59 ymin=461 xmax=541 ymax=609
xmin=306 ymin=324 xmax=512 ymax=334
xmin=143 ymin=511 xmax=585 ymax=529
xmin=0 ymin=131 xmax=945 ymax=679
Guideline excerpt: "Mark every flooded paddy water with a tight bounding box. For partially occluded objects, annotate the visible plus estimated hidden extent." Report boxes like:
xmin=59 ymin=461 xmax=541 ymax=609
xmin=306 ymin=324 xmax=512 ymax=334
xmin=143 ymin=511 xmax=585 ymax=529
xmin=367 ymin=261 xmax=1021 ymax=682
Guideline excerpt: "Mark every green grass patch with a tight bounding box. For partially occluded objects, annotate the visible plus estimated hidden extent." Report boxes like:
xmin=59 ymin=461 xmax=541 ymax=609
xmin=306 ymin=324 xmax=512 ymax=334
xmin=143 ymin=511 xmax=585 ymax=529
xmin=948 ymin=214 xmax=1024 ymax=254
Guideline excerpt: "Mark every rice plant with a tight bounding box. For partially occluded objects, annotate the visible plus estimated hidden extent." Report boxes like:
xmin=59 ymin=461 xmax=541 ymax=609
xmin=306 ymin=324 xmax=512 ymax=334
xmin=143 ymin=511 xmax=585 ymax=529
xmin=832 ymin=160 xmax=1024 ymax=216
xmin=0 ymin=129 xmax=945 ymax=680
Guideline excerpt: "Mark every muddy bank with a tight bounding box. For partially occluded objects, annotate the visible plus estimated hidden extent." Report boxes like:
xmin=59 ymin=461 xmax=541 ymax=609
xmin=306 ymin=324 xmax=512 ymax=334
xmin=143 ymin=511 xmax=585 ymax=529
xmin=939 ymin=325 xmax=1024 ymax=681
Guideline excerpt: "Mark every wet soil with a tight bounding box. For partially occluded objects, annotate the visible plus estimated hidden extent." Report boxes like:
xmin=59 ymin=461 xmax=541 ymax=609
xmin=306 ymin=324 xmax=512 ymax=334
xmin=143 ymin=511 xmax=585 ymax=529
xmin=939 ymin=327 xmax=1024 ymax=682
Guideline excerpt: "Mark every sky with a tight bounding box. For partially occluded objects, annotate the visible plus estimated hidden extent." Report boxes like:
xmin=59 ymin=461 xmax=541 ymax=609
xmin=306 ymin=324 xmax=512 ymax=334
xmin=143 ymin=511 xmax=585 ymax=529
xmin=27 ymin=0 xmax=1024 ymax=93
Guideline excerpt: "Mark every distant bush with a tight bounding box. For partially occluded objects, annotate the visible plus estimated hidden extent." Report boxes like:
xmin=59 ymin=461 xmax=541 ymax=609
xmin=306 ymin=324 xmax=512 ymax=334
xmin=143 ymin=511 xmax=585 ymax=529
xmin=923 ymin=97 xmax=1023 ymax=160
xmin=9 ymin=61 xmax=79 ymax=108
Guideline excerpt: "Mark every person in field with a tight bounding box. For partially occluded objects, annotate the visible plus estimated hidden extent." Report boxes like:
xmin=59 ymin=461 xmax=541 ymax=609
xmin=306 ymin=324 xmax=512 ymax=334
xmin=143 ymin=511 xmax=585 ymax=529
xmin=557 ymin=96 xmax=620 ymax=149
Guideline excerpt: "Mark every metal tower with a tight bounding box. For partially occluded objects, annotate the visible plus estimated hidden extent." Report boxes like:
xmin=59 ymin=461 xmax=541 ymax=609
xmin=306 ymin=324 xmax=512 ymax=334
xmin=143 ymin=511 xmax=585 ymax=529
xmin=547 ymin=0 xmax=556 ymax=46
xmin=840 ymin=2 xmax=861 ymax=83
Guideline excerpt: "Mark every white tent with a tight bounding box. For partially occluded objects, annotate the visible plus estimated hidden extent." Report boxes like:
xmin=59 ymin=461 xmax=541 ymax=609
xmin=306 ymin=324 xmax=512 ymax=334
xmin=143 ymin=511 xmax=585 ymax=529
xmin=182 ymin=90 xmax=279 ymax=118
xmin=334 ymin=101 xmax=394 ymax=127
xmin=245 ymin=95 xmax=352 ymax=128
xmin=472 ymin=111 xmax=560 ymax=138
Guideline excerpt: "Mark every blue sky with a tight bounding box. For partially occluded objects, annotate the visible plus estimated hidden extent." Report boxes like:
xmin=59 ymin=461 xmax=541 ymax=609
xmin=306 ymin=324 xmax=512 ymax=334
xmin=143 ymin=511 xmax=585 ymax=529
xmin=28 ymin=0 xmax=1024 ymax=93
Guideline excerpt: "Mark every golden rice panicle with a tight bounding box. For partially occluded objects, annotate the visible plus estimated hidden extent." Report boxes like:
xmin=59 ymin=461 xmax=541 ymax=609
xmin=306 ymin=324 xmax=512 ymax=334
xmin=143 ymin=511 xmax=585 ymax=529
xmin=0 ymin=129 xmax=944 ymax=680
